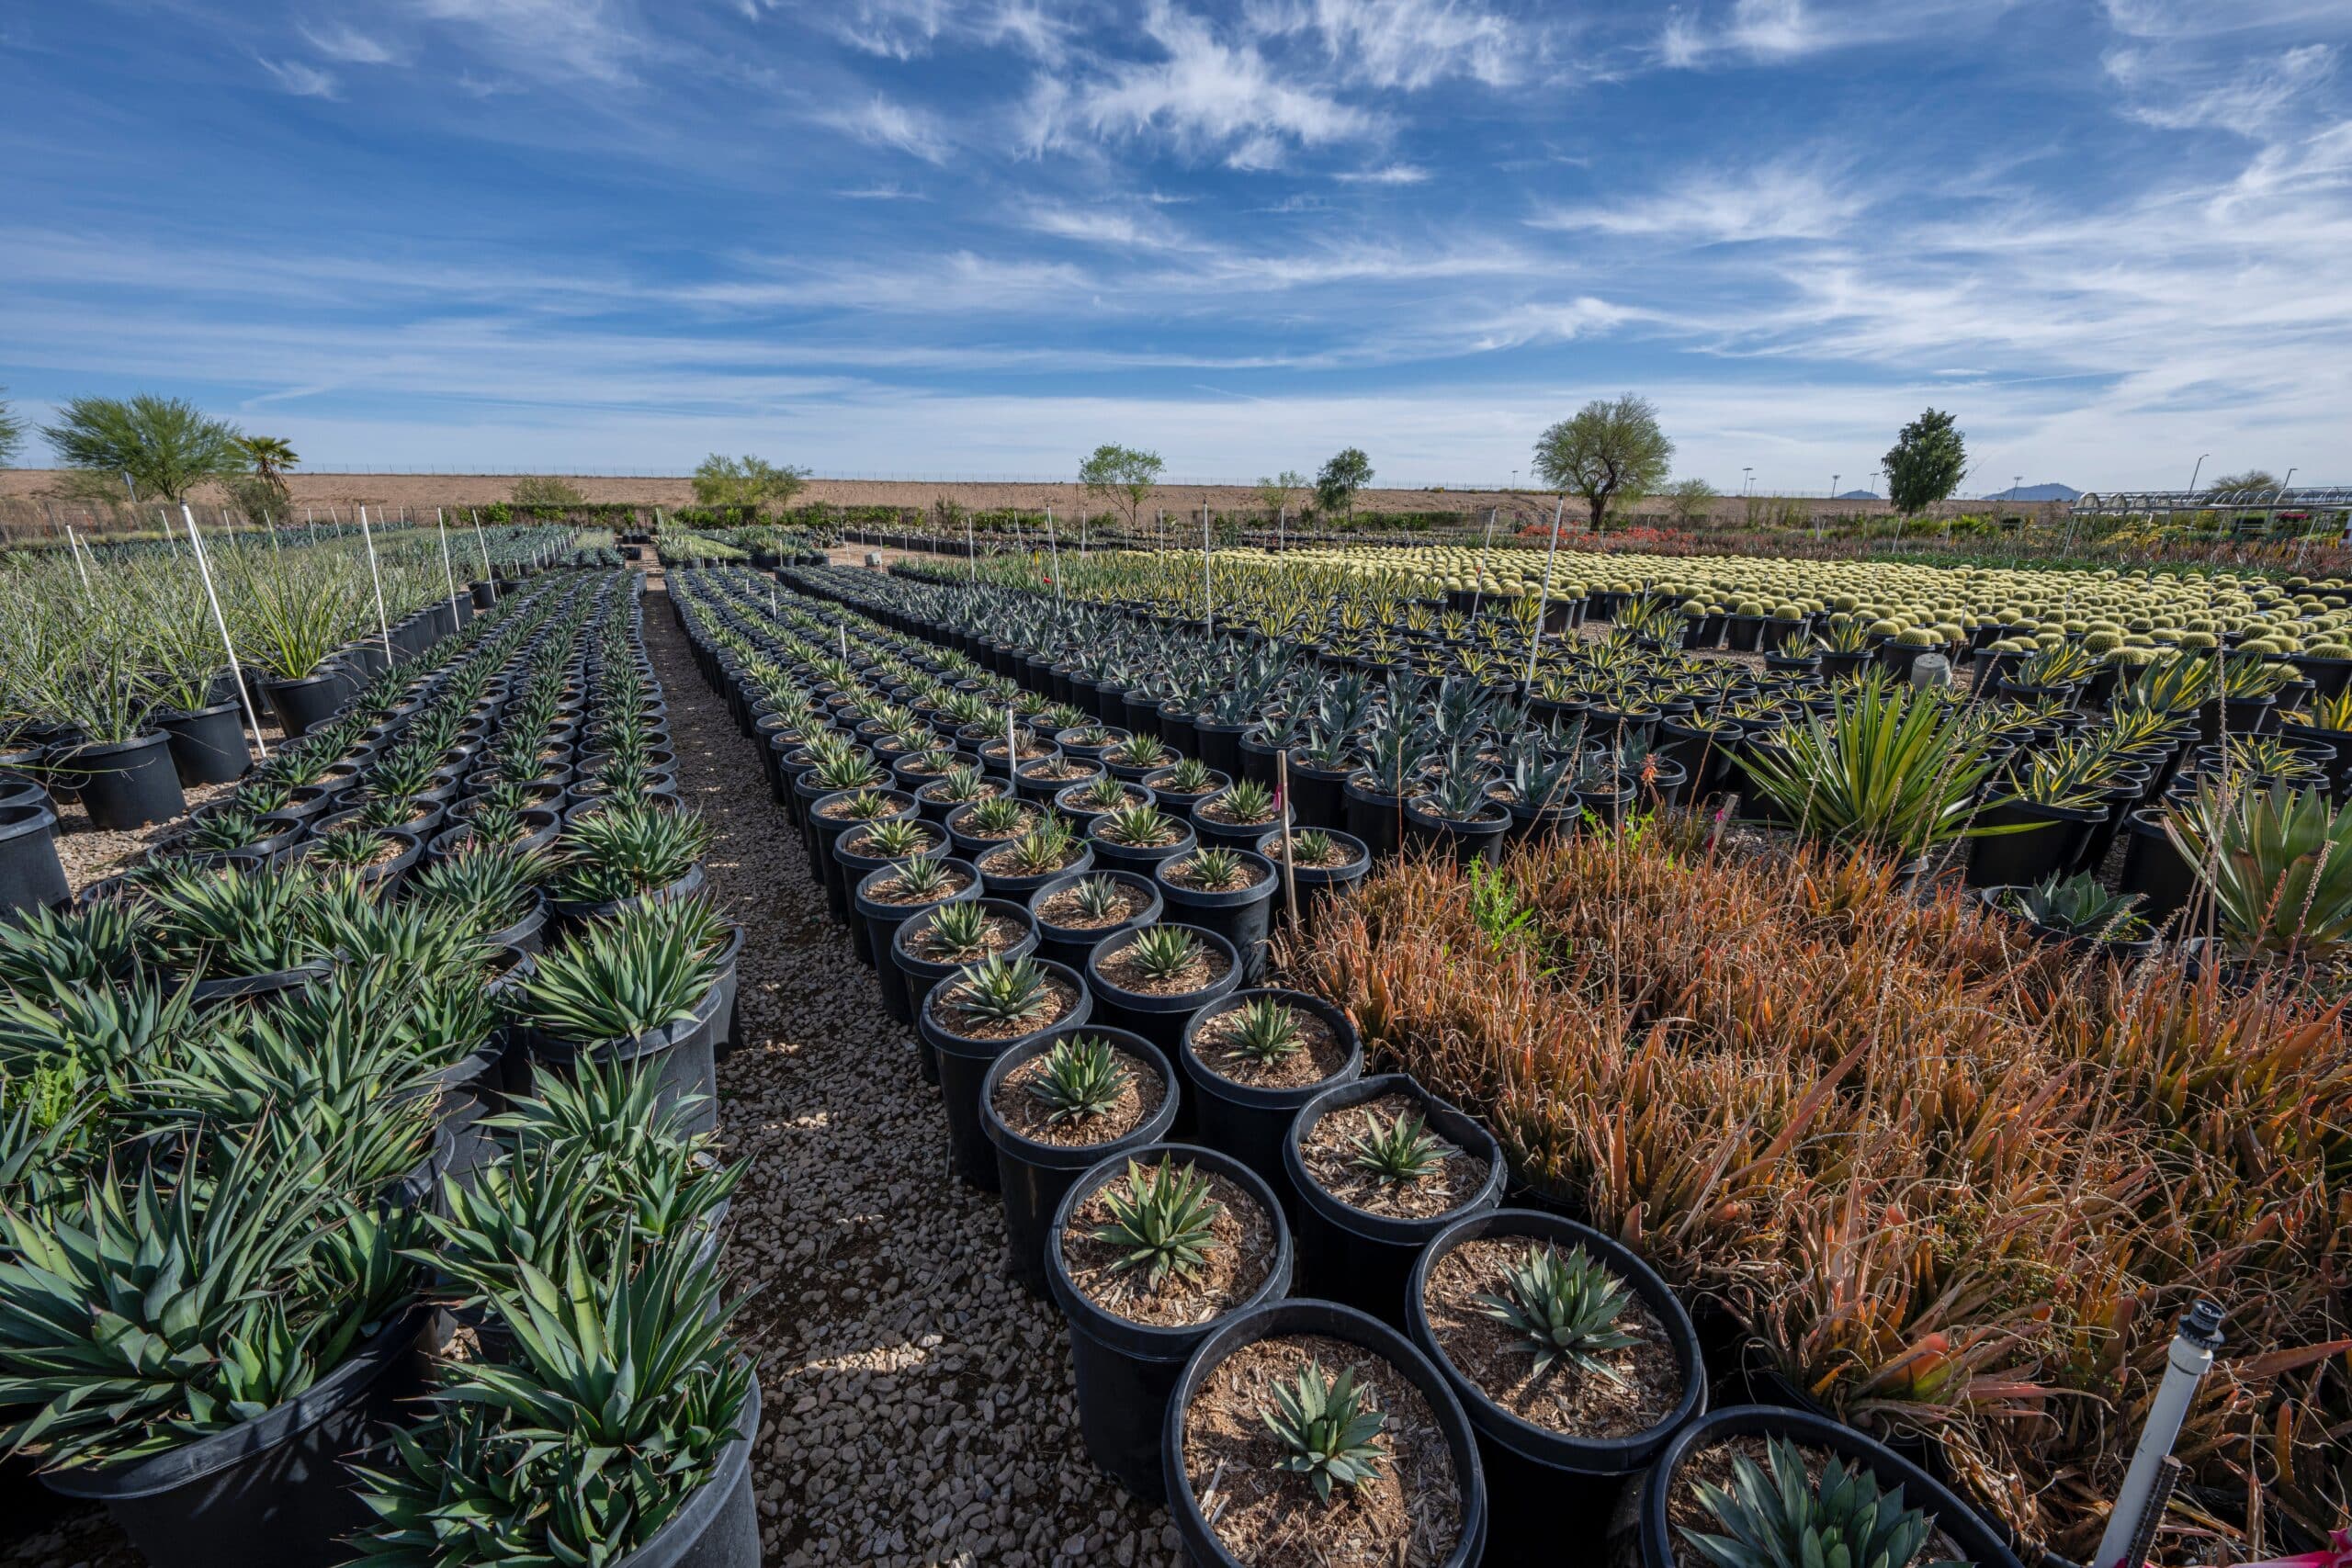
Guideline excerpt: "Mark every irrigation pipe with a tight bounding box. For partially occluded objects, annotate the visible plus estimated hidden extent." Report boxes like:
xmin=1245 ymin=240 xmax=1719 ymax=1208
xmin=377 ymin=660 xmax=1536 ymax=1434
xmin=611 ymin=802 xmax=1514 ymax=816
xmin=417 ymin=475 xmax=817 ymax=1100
xmin=435 ymin=508 xmax=460 ymax=619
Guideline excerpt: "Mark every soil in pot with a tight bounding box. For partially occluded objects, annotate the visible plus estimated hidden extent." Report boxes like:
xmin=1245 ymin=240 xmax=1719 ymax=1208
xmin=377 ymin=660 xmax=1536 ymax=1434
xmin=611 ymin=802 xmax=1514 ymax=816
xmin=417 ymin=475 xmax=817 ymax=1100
xmin=858 ymin=857 xmax=982 ymax=1025
xmin=1174 ymin=1328 xmax=1468 ymax=1568
xmin=1180 ymin=989 xmax=1362 ymax=1198
xmin=1047 ymin=1145 xmax=1293 ymax=1501
xmin=984 ymin=1028 xmax=1179 ymax=1297
xmin=1030 ymin=870 xmax=1162 ymax=972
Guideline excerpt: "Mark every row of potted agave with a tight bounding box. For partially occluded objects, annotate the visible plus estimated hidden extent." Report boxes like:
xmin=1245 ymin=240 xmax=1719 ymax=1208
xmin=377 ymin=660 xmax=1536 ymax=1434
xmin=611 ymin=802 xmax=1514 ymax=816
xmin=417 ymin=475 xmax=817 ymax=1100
xmin=0 ymin=570 xmax=763 ymax=1567
xmin=668 ymin=566 xmax=2024 ymax=1568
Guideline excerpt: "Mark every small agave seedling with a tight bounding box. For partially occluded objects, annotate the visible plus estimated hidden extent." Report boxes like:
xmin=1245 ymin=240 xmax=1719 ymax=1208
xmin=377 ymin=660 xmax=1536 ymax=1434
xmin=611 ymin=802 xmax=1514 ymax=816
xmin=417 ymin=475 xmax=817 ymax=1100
xmin=1178 ymin=847 xmax=1253 ymax=891
xmin=1473 ymin=1242 xmax=1645 ymax=1382
xmin=1349 ymin=1108 xmax=1443 ymax=1186
xmin=1066 ymin=874 xmax=1131 ymax=922
xmin=1001 ymin=820 xmax=1080 ymax=876
xmin=1160 ymin=758 xmax=1215 ymax=794
xmin=1263 ymin=1361 xmax=1388 ymax=1502
xmin=967 ymin=795 xmax=1031 ymax=835
xmin=922 ymin=900 xmax=994 ymax=960
xmin=1028 ymin=1033 xmax=1130 ymax=1123
xmin=1074 ymin=774 xmax=1132 ymax=811
xmin=886 ymin=856 xmax=960 ymax=903
xmin=1679 ymin=1434 xmax=1967 ymax=1568
xmin=1222 ymin=995 xmax=1305 ymax=1066
xmin=948 ymin=954 xmax=1056 ymax=1029
xmin=1123 ymin=924 xmax=1203 ymax=983
xmin=934 ymin=764 xmax=993 ymax=804
xmin=1114 ymin=733 xmax=1173 ymax=769
xmin=1288 ymin=829 xmax=1339 ymax=863
xmin=1216 ymin=779 xmax=1278 ymax=822
xmin=1093 ymin=1155 xmax=1223 ymax=1288
xmin=1098 ymin=804 xmax=1176 ymax=846
xmin=857 ymin=818 xmax=934 ymax=860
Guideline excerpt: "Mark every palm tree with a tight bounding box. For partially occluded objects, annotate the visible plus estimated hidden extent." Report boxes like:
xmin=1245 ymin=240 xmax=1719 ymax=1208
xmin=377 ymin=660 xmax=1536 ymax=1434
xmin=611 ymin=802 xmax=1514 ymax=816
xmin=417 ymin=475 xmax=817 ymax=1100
xmin=236 ymin=434 xmax=299 ymax=485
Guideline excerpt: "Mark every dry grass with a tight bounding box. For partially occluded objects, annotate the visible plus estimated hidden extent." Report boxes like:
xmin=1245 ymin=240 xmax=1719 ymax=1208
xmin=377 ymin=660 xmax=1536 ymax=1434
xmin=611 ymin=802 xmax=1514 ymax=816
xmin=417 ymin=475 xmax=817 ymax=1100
xmin=1284 ymin=817 xmax=2351 ymax=1562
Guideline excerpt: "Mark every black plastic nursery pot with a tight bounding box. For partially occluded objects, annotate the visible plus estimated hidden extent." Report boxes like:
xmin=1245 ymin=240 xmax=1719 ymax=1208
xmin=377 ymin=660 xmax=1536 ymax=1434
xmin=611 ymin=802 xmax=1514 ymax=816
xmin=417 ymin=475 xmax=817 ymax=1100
xmin=1084 ymin=813 xmax=1197 ymax=875
xmin=918 ymin=955 xmax=1093 ymax=1191
xmin=40 ymin=1303 xmax=439 ymax=1568
xmin=975 ymin=837 xmax=1097 ymax=904
xmin=529 ymin=970 xmax=729 ymax=1137
xmin=1028 ymin=868 xmax=1163 ymax=972
xmin=1283 ymin=756 xmax=1351 ymax=829
xmin=1256 ymin=829 xmax=1371 ymax=923
xmin=1283 ymin=1074 xmax=1507 ymax=1329
xmin=605 ymin=1369 xmax=763 ymax=1568
xmin=1342 ymin=774 xmax=1410 ymax=857
xmin=834 ymin=826 xmax=952 ymax=967
xmin=1154 ymin=851 xmax=1278 ymax=983
xmin=263 ymin=668 xmax=353 ymax=737
xmin=0 ymin=800 xmax=70 ymax=918
xmin=1160 ymin=1297 xmax=1487 ymax=1568
xmin=71 ymin=732 xmax=187 ymax=829
xmin=1406 ymin=1209 xmax=1708 ymax=1549
xmin=1047 ymin=1143 xmax=1294 ymax=1503
xmin=892 ymin=897 xmax=1039 ymax=1084
xmin=1084 ymin=921 xmax=1245 ymax=1055
xmin=1177 ymin=988 xmax=1363 ymax=1200
xmin=158 ymin=703 xmax=253 ymax=786
xmin=1962 ymin=798 xmax=2108 ymax=890
xmin=1607 ymin=1404 xmax=2024 ymax=1568
xmin=857 ymin=858 xmax=984 ymax=1024
xmin=808 ymin=788 xmax=921 ymax=922
xmin=1403 ymin=800 xmax=1511 ymax=866
xmin=2118 ymin=807 xmax=2198 ymax=923
xmin=981 ymin=1024 xmax=1182 ymax=1298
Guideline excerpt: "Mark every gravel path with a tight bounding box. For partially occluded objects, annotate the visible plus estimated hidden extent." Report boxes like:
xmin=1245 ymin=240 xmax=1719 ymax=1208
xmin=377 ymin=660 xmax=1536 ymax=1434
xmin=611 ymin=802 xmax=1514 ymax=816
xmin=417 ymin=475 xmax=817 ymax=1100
xmin=647 ymin=572 xmax=1182 ymax=1568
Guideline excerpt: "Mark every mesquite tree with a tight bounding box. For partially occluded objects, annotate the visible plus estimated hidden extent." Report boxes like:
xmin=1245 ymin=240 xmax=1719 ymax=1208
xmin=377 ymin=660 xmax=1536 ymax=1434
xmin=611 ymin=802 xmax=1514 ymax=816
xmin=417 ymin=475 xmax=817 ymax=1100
xmin=1533 ymin=395 xmax=1674 ymax=534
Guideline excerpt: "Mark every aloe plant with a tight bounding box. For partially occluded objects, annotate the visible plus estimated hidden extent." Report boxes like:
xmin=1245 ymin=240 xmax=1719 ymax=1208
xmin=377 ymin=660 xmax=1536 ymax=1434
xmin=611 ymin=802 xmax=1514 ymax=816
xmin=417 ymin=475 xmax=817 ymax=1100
xmin=1995 ymin=873 xmax=2151 ymax=942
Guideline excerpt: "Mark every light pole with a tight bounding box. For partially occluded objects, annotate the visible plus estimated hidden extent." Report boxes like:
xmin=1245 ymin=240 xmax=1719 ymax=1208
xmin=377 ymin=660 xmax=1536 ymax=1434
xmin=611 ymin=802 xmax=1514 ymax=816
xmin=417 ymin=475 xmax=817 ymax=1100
xmin=2188 ymin=454 xmax=2210 ymax=493
xmin=1741 ymin=467 xmax=1753 ymax=496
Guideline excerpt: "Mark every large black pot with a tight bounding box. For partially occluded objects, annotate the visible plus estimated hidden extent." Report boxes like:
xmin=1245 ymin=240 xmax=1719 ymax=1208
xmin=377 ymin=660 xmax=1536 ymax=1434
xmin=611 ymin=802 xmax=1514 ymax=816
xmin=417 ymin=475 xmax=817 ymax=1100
xmin=263 ymin=668 xmax=352 ymax=737
xmin=1083 ymin=922 xmax=1244 ymax=1055
xmin=1177 ymin=988 xmax=1362 ymax=1201
xmin=1255 ymin=828 xmax=1371 ymax=929
xmin=1403 ymin=799 xmax=1511 ymax=866
xmin=1407 ymin=1209 xmax=1707 ymax=1551
xmin=158 ymin=703 xmax=252 ymax=786
xmin=981 ymin=1024 xmax=1181 ymax=1297
xmin=1161 ymin=1298 xmax=1486 ymax=1567
xmin=1342 ymin=774 xmax=1410 ymax=857
xmin=856 ymin=858 xmax=983 ymax=1025
xmin=527 ymin=965 xmax=729 ymax=1136
xmin=1283 ymin=1074 xmax=1506 ymax=1329
xmin=917 ymin=955 xmax=1092 ymax=1191
xmin=40 ymin=1304 xmax=438 ymax=1568
xmin=1283 ymin=755 xmax=1352 ymax=829
xmin=1047 ymin=1143 xmax=1293 ymax=1502
xmin=1963 ymin=798 xmax=2108 ymax=889
xmin=833 ymin=821 xmax=951 ymax=966
xmin=1608 ymin=1404 xmax=2023 ymax=1568
xmin=892 ymin=897 xmax=1038 ymax=1085
xmin=2118 ymin=807 xmax=2199 ymax=924
xmin=1028 ymin=869 xmax=1162 ymax=973
xmin=1084 ymin=813 xmax=1197 ymax=875
xmin=71 ymin=733 xmax=187 ymax=829
xmin=1153 ymin=851 xmax=1278 ymax=984
xmin=0 ymin=801 xmax=70 ymax=918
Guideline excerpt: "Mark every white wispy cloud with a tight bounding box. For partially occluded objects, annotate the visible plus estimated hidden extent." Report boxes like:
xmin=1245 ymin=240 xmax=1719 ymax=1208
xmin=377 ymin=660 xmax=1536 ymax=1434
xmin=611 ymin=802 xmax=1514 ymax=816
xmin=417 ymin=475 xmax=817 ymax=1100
xmin=1023 ymin=204 xmax=1192 ymax=249
xmin=1245 ymin=0 xmax=1521 ymax=89
xmin=1659 ymin=0 xmax=2018 ymax=67
xmin=404 ymin=0 xmax=640 ymax=85
xmin=2106 ymin=41 xmax=2337 ymax=136
xmin=1333 ymin=163 xmax=1430 ymax=185
xmin=835 ymin=183 xmax=932 ymax=200
xmin=256 ymin=57 xmax=340 ymax=97
xmin=1530 ymin=161 xmax=1866 ymax=243
xmin=297 ymin=22 xmax=400 ymax=65
xmin=822 ymin=94 xmax=953 ymax=164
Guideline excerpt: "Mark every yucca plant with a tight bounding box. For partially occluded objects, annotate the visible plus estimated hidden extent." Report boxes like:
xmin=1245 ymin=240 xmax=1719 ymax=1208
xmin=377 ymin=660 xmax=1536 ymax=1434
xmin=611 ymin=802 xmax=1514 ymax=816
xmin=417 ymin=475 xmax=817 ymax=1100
xmin=550 ymin=805 xmax=712 ymax=905
xmin=512 ymin=898 xmax=728 ymax=1048
xmin=1737 ymin=674 xmax=2011 ymax=859
xmin=1221 ymin=995 xmax=1304 ymax=1066
xmin=1473 ymin=1241 xmax=1645 ymax=1381
xmin=2163 ymin=781 xmax=2352 ymax=964
xmin=1679 ymin=1434 xmax=1966 ymax=1568
xmin=1091 ymin=1155 xmax=1223 ymax=1289
xmin=1027 ymin=1033 xmax=1130 ymax=1124
xmin=1097 ymin=803 xmax=1178 ymax=847
xmin=944 ymin=954 xmax=1057 ymax=1031
xmin=1349 ymin=1107 xmax=1443 ymax=1186
xmin=1263 ymin=1361 xmax=1387 ymax=1503
xmin=1121 ymin=923 xmax=1204 ymax=984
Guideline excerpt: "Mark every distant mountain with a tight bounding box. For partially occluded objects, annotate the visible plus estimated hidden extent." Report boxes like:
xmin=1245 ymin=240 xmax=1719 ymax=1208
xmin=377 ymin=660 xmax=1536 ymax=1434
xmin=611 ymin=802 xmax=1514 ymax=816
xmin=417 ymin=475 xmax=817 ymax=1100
xmin=1982 ymin=483 xmax=2081 ymax=502
xmin=1836 ymin=490 xmax=1879 ymax=501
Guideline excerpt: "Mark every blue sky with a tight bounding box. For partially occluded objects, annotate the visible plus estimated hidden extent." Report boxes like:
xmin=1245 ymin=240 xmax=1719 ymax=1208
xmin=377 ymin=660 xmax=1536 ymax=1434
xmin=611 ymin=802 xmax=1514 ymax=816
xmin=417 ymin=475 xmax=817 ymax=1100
xmin=2 ymin=0 xmax=2347 ymax=491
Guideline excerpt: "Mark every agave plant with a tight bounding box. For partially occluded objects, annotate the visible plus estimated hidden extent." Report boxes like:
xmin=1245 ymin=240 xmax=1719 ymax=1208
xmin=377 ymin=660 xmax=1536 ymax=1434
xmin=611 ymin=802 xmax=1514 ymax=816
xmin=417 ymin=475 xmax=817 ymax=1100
xmin=1091 ymin=1155 xmax=1223 ymax=1289
xmin=944 ymin=954 xmax=1057 ymax=1030
xmin=550 ymin=805 xmax=712 ymax=906
xmin=1220 ymin=995 xmax=1305 ymax=1066
xmin=1262 ymin=1361 xmax=1387 ymax=1503
xmin=1472 ymin=1241 xmax=1645 ymax=1381
xmin=920 ymin=900 xmax=995 ymax=962
xmin=141 ymin=861 xmax=328 ymax=980
xmin=512 ymin=898 xmax=728 ymax=1048
xmin=1097 ymin=804 xmax=1179 ymax=847
xmin=402 ymin=844 xmax=549 ymax=942
xmin=1679 ymin=1434 xmax=1966 ymax=1568
xmin=1348 ymin=1107 xmax=1443 ymax=1186
xmin=1027 ymin=1033 xmax=1130 ymax=1124
xmin=1121 ymin=923 xmax=1204 ymax=983
xmin=1995 ymin=873 xmax=2152 ymax=942
xmin=2163 ymin=781 xmax=2352 ymax=964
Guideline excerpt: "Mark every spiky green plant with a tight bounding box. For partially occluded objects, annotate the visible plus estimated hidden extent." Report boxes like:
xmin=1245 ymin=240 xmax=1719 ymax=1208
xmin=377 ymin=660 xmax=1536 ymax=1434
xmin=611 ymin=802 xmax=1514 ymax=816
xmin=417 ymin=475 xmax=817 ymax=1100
xmin=1121 ymin=923 xmax=1204 ymax=983
xmin=944 ymin=954 xmax=1057 ymax=1030
xmin=1287 ymin=829 xmax=1340 ymax=863
xmin=998 ymin=820 xmax=1080 ymax=877
xmin=547 ymin=804 xmax=710 ymax=906
xmin=511 ymin=898 xmax=728 ymax=1048
xmin=1097 ymin=804 xmax=1178 ymax=847
xmin=933 ymin=764 xmax=993 ymax=804
xmin=1159 ymin=758 xmax=1215 ymax=794
xmin=966 ymin=795 xmax=1031 ymax=835
xmin=1679 ymin=1434 xmax=1967 ymax=1568
xmin=1736 ymin=674 xmax=2012 ymax=859
xmin=1174 ymin=847 xmax=1253 ymax=891
xmin=141 ymin=861 xmax=327 ymax=979
xmin=0 ymin=900 xmax=148 ymax=996
xmin=854 ymin=817 xmax=935 ymax=861
xmin=1221 ymin=996 xmax=1305 ymax=1066
xmin=1213 ymin=779 xmax=1278 ymax=823
xmin=1072 ymin=774 xmax=1133 ymax=811
xmin=402 ymin=844 xmax=549 ymax=942
xmin=1262 ymin=1361 xmax=1387 ymax=1503
xmin=920 ymin=900 xmax=993 ymax=961
xmin=1027 ymin=1033 xmax=1130 ymax=1124
xmin=1113 ymin=733 xmax=1172 ymax=769
xmin=1472 ymin=1241 xmax=1645 ymax=1381
xmin=1995 ymin=872 xmax=2152 ymax=942
xmin=1064 ymin=874 xmax=1131 ymax=923
xmin=1091 ymin=1155 xmax=1223 ymax=1289
xmin=1348 ymin=1107 xmax=1444 ymax=1186
xmin=881 ymin=855 xmax=961 ymax=904
xmin=2163 ymin=781 xmax=2352 ymax=964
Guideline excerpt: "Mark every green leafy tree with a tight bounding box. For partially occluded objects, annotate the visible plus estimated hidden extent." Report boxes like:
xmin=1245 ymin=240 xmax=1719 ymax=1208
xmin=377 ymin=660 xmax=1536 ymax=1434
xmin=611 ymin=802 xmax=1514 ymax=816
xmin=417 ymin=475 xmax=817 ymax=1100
xmin=1079 ymin=444 xmax=1163 ymax=535
xmin=1315 ymin=447 xmax=1374 ymax=523
xmin=1882 ymin=408 xmax=1968 ymax=516
xmin=1256 ymin=469 xmax=1306 ymax=523
xmin=1663 ymin=477 xmax=1719 ymax=527
xmin=227 ymin=434 xmax=300 ymax=516
xmin=691 ymin=453 xmax=810 ymax=514
xmin=41 ymin=393 xmax=245 ymax=503
xmin=1532 ymin=395 xmax=1675 ymax=534
xmin=2205 ymin=469 xmax=2280 ymax=496
xmin=510 ymin=475 xmax=588 ymax=508
xmin=0 ymin=388 xmax=25 ymax=468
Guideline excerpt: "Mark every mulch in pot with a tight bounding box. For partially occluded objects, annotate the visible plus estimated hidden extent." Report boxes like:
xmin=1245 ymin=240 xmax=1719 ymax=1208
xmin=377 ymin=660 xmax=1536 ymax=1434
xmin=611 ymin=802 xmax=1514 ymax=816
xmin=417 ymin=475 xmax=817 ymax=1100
xmin=1188 ymin=1000 xmax=1351 ymax=1091
xmin=1419 ymin=1237 xmax=1682 ymax=1439
xmin=1036 ymin=877 xmax=1151 ymax=931
xmin=904 ymin=908 xmax=1029 ymax=964
xmin=1095 ymin=936 xmax=1233 ymax=998
xmin=1299 ymin=1092 xmax=1492 ymax=1219
xmin=990 ymin=1036 xmax=1168 ymax=1146
xmin=924 ymin=969 xmax=1084 ymax=1041
xmin=1058 ymin=1164 xmax=1277 ymax=1328
xmin=1180 ymin=1331 xmax=1464 ymax=1568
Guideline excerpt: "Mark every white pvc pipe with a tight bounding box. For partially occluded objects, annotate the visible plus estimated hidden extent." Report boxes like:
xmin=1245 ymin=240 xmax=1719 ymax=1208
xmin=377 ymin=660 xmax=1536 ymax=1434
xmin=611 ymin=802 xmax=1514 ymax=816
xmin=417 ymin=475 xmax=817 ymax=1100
xmin=179 ymin=504 xmax=268 ymax=757
xmin=1522 ymin=496 xmax=1566 ymax=688
xmin=357 ymin=505 xmax=394 ymax=660
xmin=435 ymin=508 xmax=459 ymax=618
xmin=2094 ymin=1303 xmax=2222 ymax=1568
